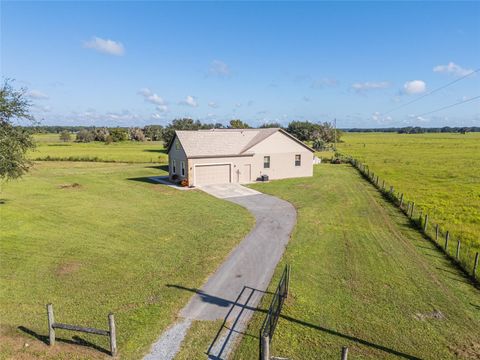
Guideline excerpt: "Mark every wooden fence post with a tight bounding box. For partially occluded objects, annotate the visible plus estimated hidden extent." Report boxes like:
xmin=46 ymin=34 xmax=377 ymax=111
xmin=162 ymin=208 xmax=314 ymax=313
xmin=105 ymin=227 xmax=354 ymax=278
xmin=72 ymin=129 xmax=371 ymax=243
xmin=445 ymin=231 xmax=450 ymax=252
xmin=108 ymin=313 xmax=117 ymax=357
xmin=456 ymin=241 xmax=460 ymax=261
xmin=411 ymin=202 xmax=415 ymax=218
xmin=474 ymin=253 xmax=479 ymax=278
xmin=47 ymin=304 xmax=55 ymax=346
xmin=382 ymin=180 xmax=385 ymax=191
xmin=435 ymin=224 xmax=439 ymax=242
xmin=341 ymin=346 xmax=349 ymax=360
xmin=400 ymin=193 xmax=404 ymax=208
xmin=424 ymin=214 xmax=429 ymax=232
xmin=261 ymin=335 xmax=270 ymax=360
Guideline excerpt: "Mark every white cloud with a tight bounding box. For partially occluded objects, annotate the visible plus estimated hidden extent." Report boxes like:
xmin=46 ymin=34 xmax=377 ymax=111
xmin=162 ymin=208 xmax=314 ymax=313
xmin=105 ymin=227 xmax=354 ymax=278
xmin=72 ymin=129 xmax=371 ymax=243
xmin=179 ymin=95 xmax=198 ymax=107
xmin=84 ymin=36 xmax=125 ymax=56
xmin=403 ymin=80 xmax=426 ymax=95
xmin=28 ymin=90 xmax=49 ymax=100
xmin=433 ymin=62 xmax=474 ymax=77
xmin=138 ymin=88 xmax=166 ymax=105
xmin=208 ymin=102 xmax=218 ymax=108
xmin=210 ymin=60 xmax=230 ymax=77
xmin=156 ymin=105 xmax=168 ymax=113
xmin=351 ymin=81 xmax=390 ymax=92
xmin=151 ymin=113 xmax=163 ymax=120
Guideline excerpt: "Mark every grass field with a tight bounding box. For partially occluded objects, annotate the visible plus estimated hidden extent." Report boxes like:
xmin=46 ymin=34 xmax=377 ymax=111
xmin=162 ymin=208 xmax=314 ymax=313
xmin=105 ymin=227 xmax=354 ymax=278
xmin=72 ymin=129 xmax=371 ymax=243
xmin=30 ymin=134 xmax=167 ymax=163
xmin=234 ymin=165 xmax=480 ymax=359
xmin=337 ymin=132 xmax=480 ymax=255
xmin=0 ymin=162 xmax=252 ymax=360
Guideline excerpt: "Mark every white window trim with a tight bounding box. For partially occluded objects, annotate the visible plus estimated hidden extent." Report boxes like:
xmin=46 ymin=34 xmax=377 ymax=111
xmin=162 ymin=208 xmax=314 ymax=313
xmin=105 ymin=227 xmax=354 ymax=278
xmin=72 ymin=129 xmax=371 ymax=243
xmin=172 ymin=159 xmax=177 ymax=174
xmin=295 ymin=154 xmax=301 ymax=166
xmin=181 ymin=161 xmax=185 ymax=176
xmin=263 ymin=156 xmax=270 ymax=169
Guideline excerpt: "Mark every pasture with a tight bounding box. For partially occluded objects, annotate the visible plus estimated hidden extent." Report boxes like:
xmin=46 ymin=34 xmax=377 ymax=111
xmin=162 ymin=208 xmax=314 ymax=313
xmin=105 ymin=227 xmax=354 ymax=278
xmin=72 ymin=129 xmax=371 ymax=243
xmin=337 ymin=132 xmax=480 ymax=255
xmin=0 ymin=161 xmax=252 ymax=359
xmin=234 ymin=165 xmax=480 ymax=359
xmin=30 ymin=134 xmax=167 ymax=163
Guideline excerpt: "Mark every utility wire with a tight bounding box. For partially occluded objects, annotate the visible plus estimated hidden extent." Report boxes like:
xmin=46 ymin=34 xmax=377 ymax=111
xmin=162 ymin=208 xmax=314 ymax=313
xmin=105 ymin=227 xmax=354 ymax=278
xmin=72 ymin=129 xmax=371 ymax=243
xmin=414 ymin=95 xmax=480 ymax=118
xmin=383 ymin=68 xmax=480 ymax=115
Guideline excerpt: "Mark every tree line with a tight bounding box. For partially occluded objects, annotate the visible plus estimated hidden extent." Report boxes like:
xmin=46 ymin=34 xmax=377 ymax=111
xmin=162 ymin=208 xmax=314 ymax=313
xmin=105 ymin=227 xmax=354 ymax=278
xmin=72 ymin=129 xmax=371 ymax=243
xmin=25 ymin=119 xmax=341 ymax=151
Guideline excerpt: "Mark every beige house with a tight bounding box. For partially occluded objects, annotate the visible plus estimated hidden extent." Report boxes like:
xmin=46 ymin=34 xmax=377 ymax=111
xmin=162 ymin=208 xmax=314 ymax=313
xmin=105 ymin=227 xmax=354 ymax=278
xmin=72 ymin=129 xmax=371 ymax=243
xmin=167 ymin=128 xmax=314 ymax=187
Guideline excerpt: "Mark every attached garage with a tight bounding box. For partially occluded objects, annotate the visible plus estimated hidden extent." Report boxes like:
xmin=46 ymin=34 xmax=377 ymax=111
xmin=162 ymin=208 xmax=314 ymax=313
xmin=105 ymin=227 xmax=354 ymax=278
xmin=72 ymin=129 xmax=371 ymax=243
xmin=194 ymin=164 xmax=231 ymax=186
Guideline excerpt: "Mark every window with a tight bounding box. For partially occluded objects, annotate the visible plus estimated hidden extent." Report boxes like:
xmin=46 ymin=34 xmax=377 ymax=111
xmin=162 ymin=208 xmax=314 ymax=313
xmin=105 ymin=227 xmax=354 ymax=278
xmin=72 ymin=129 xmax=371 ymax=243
xmin=263 ymin=156 xmax=270 ymax=169
xmin=181 ymin=161 xmax=185 ymax=176
xmin=172 ymin=160 xmax=176 ymax=174
xmin=295 ymin=154 xmax=301 ymax=166
xmin=175 ymin=140 xmax=181 ymax=150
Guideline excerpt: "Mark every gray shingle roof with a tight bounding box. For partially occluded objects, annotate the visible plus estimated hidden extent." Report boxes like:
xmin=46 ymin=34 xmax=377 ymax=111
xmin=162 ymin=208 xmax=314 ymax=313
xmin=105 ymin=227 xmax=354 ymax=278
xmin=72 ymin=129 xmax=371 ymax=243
xmin=174 ymin=128 xmax=313 ymax=158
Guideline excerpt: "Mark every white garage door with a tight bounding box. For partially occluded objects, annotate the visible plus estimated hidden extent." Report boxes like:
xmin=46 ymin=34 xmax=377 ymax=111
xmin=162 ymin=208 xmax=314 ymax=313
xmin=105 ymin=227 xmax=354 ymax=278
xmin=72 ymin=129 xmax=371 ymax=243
xmin=195 ymin=164 xmax=231 ymax=186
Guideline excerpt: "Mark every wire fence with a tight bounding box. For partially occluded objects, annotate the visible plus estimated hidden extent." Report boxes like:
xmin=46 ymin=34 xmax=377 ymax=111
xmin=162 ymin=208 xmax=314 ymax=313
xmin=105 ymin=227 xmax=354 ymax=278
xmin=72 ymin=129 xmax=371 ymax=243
xmin=259 ymin=264 xmax=290 ymax=360
xmin=335 ymin=153 xmax=479 ymax=284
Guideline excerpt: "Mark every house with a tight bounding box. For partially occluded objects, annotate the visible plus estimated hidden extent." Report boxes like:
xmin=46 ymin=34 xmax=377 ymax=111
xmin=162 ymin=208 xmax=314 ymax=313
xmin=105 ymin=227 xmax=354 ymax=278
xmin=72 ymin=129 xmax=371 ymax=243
xmin=167 ymin=128 xmax=315 ymax=187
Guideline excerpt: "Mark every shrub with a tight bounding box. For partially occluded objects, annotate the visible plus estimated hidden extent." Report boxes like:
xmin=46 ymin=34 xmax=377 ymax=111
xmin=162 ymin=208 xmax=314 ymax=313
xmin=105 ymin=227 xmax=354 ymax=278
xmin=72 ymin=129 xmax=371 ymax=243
xmin=76 ymin=129 xmax=94 ymax=143
xmin=59 ymin=130 xmax=72 ymax=142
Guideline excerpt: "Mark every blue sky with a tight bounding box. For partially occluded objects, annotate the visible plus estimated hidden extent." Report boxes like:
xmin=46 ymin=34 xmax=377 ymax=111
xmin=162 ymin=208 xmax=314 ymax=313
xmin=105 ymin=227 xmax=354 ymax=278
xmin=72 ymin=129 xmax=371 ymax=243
xmin=2 ymin=1 xmax=479 ymax=128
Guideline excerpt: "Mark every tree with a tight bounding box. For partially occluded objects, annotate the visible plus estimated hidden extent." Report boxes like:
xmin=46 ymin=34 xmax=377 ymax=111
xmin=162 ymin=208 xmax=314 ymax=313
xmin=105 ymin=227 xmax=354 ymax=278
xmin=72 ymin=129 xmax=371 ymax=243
xmin=0 ymin=79 xmax=36 ymax=183
xmin=312 ymin=137 xmax=327 ymax=151
xmin=109 ymin=128 xmax=128 ymax=142
xmin=129 ymin=127 xmax=145 ymax=141
xmin=229 ymin=119 xmax=250 ymax=129
xmin=92 ymin=127 xmax=110 ymax=142
xmin=286 ymin=121 xmax=317 ymax=141
xmin=259 ymin=122 xmax=281 ymax=128
xmin=143 ymin=125 xmax=163 ymax=141
xmin=76 ymin=129 xmax=94 ymax=143
xmin=59 ymin=130 xmax=71 ymax=142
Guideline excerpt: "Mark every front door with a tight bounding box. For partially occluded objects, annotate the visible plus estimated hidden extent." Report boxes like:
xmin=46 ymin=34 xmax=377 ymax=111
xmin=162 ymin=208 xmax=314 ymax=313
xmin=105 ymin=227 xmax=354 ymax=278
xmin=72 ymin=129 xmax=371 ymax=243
xmin=239 ymin=164 xmax=251 ymax=183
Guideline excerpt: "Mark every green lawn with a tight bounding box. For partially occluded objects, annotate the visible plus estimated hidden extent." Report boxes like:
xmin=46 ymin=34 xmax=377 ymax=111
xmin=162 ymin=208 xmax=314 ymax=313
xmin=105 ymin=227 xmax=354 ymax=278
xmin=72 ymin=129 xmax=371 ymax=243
xmin=0 ymin=162 xmax=252 ymax=360
xmin=30 ymin=134 xmax=167 ymax=163
xmin=234 ymin=165 xmax=480 ymax=359
xmin=337 ymin=132 xmax=480 ymax=255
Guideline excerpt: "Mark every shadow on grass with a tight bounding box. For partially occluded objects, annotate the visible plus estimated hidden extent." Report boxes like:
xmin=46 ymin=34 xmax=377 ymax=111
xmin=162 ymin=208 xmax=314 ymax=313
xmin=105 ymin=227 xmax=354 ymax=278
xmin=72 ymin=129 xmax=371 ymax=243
xmin=17 ymin=326 xmax=111 ymax=355
xmin=127 ymin=177 xmax=160 ymax=185
xmin=144 ymin=164 xmax=169 ymax=172
xmin=168 ymin=284 xmax=421 ymax=360
xmin=143 ymin=149 xmax=167 ymax=154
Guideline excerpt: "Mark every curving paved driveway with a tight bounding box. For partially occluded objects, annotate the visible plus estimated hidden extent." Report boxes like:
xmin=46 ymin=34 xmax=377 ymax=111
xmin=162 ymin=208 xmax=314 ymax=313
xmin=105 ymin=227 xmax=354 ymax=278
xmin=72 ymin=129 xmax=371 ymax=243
xmin=144 ymin=184 xmax=296 ymax=360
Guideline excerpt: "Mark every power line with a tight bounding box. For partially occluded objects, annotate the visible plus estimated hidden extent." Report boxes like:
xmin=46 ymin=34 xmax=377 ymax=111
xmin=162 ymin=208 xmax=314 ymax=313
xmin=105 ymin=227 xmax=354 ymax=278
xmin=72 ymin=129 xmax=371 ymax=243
xmin=414 ymin=95 xmax=480 ymax=118
xmin=383 ymin=68 xmax=480 ymax=115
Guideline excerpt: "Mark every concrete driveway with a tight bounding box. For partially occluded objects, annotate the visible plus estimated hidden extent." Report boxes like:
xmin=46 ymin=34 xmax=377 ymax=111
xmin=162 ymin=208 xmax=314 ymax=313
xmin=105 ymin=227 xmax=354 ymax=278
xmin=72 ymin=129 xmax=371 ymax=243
xmin=144 ymin=183 xmax=296 ymax=360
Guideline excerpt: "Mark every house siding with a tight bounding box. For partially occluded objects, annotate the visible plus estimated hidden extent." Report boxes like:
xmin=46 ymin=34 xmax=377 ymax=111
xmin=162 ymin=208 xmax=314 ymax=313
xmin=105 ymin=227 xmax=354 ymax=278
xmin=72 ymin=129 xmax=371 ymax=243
xmin=168 ymin=136 xmax=188 ymax=181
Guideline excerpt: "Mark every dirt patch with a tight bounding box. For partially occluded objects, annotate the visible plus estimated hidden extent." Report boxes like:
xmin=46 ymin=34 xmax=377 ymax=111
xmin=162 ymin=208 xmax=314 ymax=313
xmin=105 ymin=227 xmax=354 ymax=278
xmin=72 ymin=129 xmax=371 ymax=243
xmin=449 ymin=341 xmax=480 ymax=359
xmin=413 ymin=309 xmax=445 ymax=321
xmin=56 ymin=261 xmax=82 ymax=276
xmin=58 ymin=183 xmax=81 ymax=189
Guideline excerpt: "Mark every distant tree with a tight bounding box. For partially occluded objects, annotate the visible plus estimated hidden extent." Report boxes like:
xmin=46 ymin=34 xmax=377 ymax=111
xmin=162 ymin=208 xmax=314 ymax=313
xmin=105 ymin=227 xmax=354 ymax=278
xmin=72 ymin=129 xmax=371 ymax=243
xmin=286 ymin=121 xmax=317 ymax=141
xmin=0 ymin=79 xmax=35 ymax=183
xmin=229 ymin=119 xmax=250 ymax=129
xmin=312 ymin=137 xmax=327 ymax=151
xmin=59 ymin=130 xmax=71 ymax=142
xmin=76 ymin=129 xmax=94 ymax=143
xmin=143 ymin=125 xmax=163 ymax=141
xmin=129 ymin=127 xmax=145 ymax=141
xmin=93 ymin=127 xmax=110 ymax=142
xmin=109 ymin=128 xmax=128 ymax=142
xmin=259 ymin=122 xmax=282 ymax=128
xmin=104 ymin=135 xmax=113 ymax=145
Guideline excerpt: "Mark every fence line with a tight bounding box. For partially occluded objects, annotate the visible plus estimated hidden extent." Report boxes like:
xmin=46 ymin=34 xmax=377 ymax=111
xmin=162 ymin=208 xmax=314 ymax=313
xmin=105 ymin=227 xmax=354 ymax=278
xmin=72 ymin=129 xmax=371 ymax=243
xmin=336 ymin=155 xmax=479 ymax=285
xmin=46 ymin=304 xmax=117 ymax=356
xmin=259 ymin=264 xmax=290 ymax=360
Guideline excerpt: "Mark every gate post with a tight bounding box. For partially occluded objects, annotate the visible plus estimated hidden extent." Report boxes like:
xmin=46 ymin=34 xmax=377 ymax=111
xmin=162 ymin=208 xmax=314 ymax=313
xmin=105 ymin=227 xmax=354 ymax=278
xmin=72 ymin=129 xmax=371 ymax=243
xmin=47 ymin=304 xmax=55 ymax=346
xmin=261 ymin=335 xmax=270 ymax=360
